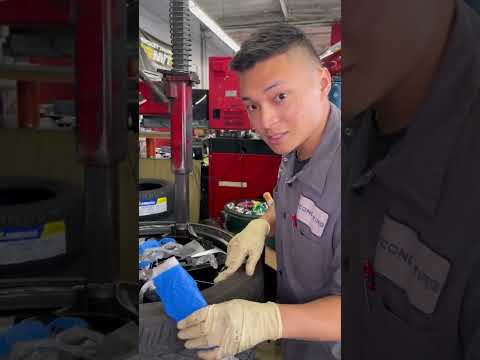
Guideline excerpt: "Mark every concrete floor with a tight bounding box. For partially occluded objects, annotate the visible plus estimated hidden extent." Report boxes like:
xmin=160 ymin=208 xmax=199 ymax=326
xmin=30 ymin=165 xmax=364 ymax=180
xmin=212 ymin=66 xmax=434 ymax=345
xmin=256 ymin=341 xmax=282 ymax=360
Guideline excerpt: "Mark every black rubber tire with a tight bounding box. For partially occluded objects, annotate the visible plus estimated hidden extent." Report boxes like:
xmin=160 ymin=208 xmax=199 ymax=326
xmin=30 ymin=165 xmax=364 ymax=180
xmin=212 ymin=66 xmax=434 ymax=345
xmin=139 ymin=178 xmax=174 ymax=221
xmin=139 ymin=265 xmax=263 ymax=360
xmin=0 ymin=177 xmax=83 ymax=277
xmin=139 ymin=223 xmax=263 ymax=359
xmin=199 ymin=217 xmax=223 ymax=228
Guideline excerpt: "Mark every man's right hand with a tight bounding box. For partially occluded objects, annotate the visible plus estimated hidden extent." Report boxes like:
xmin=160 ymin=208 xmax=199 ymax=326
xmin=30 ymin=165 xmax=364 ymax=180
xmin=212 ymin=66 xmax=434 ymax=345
xmin=214 ymin=218 xmax=270 ymax=283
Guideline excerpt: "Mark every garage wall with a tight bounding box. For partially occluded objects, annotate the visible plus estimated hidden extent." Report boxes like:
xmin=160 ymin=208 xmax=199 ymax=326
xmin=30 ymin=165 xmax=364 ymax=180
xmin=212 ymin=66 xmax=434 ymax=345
xmin=140 ymin=0 xmax=234 ymax=89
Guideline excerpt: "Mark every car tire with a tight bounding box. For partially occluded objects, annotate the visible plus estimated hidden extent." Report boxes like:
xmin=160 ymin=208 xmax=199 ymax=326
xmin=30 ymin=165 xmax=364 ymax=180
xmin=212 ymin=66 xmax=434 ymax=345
xmin=139 ymin=179 xmax=175 ymax=221
xmin=139 ymin=224 xmax=264 ymax=359
xmin=0 ymin=177 xmax=83 ymax=277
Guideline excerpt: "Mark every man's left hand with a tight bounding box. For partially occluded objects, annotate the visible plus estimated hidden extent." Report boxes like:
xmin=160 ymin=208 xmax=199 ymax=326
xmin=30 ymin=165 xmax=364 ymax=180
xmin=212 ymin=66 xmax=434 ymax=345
xmin=177 ymin=299 xmax=283 ymax=360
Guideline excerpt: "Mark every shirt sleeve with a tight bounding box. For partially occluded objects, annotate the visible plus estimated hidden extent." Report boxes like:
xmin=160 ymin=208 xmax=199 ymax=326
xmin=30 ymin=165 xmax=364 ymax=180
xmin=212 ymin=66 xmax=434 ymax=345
xmin=329 ymin=214 xmax=341 ymax=296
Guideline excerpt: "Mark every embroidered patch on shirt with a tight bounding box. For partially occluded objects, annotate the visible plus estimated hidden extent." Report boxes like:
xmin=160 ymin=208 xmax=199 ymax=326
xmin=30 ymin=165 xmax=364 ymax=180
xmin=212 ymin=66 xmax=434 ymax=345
xmin=296 ymin=195 xmax=329 ymax=237
xmin=375 ymin=215 xmax=450 ymax=314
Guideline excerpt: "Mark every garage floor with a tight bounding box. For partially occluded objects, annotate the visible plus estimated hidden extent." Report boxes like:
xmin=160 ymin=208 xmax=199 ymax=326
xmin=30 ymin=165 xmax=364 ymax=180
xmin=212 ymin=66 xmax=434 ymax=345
xmin=256 ymin=341 xmax=282 ymax=360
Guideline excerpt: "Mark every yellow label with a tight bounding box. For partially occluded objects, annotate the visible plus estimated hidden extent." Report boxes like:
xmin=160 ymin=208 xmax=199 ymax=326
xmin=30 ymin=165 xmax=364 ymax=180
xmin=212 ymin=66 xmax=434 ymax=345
xmin=42 ymin=221 xmax=66 ymax=238
xmin=140 ymin=42 xmax=173 ymax=69
xmin=141 ymin=43 xmax=154 ymax=59
xmin=156 ymin=197 xmax=167 ymax=205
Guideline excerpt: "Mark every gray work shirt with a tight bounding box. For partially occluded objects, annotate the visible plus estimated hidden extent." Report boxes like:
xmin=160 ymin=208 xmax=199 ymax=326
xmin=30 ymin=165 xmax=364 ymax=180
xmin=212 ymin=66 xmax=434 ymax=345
xmin=343 ymin=1 xmax=480 ymax=359
xmin=273 ymin=103 xmax=341 ymax=360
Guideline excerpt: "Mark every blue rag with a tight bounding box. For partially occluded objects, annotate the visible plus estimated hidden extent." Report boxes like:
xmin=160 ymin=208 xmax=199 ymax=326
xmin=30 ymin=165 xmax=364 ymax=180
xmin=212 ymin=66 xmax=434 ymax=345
xmin=139 ymin=238 xmax=177 ymax=269
xmin=139 ymin=238 xmax=176 ymax=256
xmin=139 ymin=239 xmax=160 ymax=256
xmin=0 ymin=320 xmax=50 ymax=357
xmin=158 ymin=237 xmax=176 ymax=246
xmin=153 ymin=257 xmax=207 ymax=322
xmin=139 ymin=259 xmax=153 ymax=270
xmin=0 ymin=317 xmax=89 ymax=358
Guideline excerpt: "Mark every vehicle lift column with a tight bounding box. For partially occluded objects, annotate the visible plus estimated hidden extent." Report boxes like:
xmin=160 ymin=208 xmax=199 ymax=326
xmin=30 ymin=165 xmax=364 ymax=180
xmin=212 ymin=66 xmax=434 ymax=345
xmin=164 ymin=0 xmax=198 ymax=235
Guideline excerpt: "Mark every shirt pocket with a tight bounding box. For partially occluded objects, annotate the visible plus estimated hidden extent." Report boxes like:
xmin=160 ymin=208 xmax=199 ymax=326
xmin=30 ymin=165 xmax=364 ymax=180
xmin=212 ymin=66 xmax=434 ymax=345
xmin=375 ymin=274 xmax=442 ymax=332
xmin=365 ymin=292 xmax=447 ymax=359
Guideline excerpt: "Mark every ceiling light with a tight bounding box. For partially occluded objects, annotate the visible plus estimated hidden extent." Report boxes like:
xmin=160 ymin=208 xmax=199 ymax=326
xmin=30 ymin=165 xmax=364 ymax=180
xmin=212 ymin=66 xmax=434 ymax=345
xmin=189 ymin=0 xmax=240 ymax=52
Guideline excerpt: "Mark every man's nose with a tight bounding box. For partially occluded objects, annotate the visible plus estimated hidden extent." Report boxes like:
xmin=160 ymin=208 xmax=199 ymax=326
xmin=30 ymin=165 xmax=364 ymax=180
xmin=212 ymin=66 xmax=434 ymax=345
xmin=258 ymin=105 xmax=279 ymax=131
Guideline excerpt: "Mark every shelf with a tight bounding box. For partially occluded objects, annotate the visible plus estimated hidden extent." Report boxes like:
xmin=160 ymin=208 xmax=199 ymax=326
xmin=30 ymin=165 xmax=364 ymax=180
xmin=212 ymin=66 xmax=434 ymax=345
xmin=139 ymin=131 xmax=170 ymax=139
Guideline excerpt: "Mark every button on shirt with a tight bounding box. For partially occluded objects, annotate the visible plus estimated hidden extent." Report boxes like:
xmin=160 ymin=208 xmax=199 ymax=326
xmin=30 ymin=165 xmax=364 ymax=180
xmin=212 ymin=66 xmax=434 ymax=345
xmin=273 ymin=103 xmax=341 ymax=360
xmin=343 ymin=1 xmax=480 ymax=359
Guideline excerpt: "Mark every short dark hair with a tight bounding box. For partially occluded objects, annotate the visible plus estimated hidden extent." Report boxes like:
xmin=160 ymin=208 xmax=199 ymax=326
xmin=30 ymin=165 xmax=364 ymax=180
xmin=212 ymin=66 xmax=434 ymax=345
xmin=230 ymin=23 xmax=319 ymax=73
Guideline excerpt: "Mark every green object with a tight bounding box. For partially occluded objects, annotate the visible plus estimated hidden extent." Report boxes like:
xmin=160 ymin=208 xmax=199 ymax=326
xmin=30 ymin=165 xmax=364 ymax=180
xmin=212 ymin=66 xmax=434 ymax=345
xmin=252 ymin=201 xmax=268 ymax=216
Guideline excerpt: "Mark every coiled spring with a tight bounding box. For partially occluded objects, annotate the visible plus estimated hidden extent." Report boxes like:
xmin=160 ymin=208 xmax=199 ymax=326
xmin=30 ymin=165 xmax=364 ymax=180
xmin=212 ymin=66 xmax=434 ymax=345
xmin=169 ymin=0 xmax=192 ymax=73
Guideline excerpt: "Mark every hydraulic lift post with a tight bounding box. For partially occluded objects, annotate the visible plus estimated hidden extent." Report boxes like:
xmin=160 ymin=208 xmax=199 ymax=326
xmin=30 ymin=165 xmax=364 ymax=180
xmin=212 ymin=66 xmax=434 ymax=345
xmin=165 ymin=0 xmax=198 ymax=234
xmin=76 ymin=0 xmax=128 ymax=283
xmin=167 ymin=73 xmax=194 ymax=231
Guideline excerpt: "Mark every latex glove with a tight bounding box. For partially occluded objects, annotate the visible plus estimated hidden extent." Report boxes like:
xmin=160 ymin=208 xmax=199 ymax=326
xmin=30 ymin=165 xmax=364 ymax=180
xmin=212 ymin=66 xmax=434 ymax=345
xmin=177 ymin=299 xmax=282 ymax=360
xmin=214 ymin=218 xmax=270 ymax=283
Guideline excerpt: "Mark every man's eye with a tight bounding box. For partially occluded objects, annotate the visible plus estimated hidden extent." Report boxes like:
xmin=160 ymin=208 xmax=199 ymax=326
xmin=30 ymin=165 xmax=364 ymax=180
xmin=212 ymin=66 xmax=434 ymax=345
xmin=274 ymin=93 xmax=287 ymax=103
xmin=246 ymin=104 xmax=257 ymax=111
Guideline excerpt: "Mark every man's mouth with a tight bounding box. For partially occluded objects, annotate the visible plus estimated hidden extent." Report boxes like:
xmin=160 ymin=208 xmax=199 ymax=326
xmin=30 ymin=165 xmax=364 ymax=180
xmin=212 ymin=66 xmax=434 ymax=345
xmin=266 ymin=132 xmax=288 ymax=145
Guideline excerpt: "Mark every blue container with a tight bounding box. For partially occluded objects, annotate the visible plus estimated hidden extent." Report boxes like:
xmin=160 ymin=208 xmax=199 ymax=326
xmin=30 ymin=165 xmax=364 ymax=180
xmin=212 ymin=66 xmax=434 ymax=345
xmin=329 ymin=76 xmax=341 ymax=108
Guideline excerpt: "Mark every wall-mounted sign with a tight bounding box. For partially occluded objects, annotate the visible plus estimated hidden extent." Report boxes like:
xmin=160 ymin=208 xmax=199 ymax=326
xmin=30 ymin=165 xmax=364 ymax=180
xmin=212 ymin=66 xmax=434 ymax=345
xmin=139 ymin=29 xmax=173 ymax=71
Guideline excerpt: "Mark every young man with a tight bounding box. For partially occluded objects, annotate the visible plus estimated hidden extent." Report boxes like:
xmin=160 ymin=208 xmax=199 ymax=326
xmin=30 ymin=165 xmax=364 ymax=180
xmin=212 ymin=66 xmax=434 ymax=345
xmin=342 ymin=0 xmax=480 ymax=359
xmin=176 ymin=24 xmax=341 ymax=360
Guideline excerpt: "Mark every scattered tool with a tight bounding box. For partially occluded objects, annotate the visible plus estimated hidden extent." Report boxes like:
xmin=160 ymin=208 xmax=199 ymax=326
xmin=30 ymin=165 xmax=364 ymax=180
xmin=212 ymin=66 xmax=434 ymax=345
xmin=190 ymin=248 xmax=226 ymax=258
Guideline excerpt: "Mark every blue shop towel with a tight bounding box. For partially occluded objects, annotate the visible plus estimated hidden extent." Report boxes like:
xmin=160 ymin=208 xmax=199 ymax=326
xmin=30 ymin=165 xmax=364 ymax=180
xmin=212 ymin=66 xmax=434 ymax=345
xmin=152 ymin=257 xmax=207 ymax=322
xmin=139 ymin=238 xmax=177 ymax=269
xmin=0 ymin=320 xmax=50 ymax=357
xmin=158 ymin=237 xmax=176 ymax=246
xmin=139 ymin=238 xmax=176 ymax=255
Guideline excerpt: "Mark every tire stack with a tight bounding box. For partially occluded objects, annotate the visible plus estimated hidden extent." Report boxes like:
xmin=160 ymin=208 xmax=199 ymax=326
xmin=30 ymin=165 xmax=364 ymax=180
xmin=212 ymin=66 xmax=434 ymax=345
xmin=0 ymin=177 xmax=83 ymax=277
xmin=139 ymin=178 xmax=174 ymax=222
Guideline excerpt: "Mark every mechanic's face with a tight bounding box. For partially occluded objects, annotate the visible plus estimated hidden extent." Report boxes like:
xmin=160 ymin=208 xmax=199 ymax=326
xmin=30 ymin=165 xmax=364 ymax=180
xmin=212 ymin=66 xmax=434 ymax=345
xmin=342 ymin=0 xmax=454 ymax=122
xmin=239 ymin=47 xmax=331 ymax=156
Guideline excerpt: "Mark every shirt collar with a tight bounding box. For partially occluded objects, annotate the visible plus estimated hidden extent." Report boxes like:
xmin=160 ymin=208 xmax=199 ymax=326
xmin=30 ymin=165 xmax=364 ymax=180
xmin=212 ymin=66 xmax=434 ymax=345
xmin=284 ymin=102 xmax=341 ymax=194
